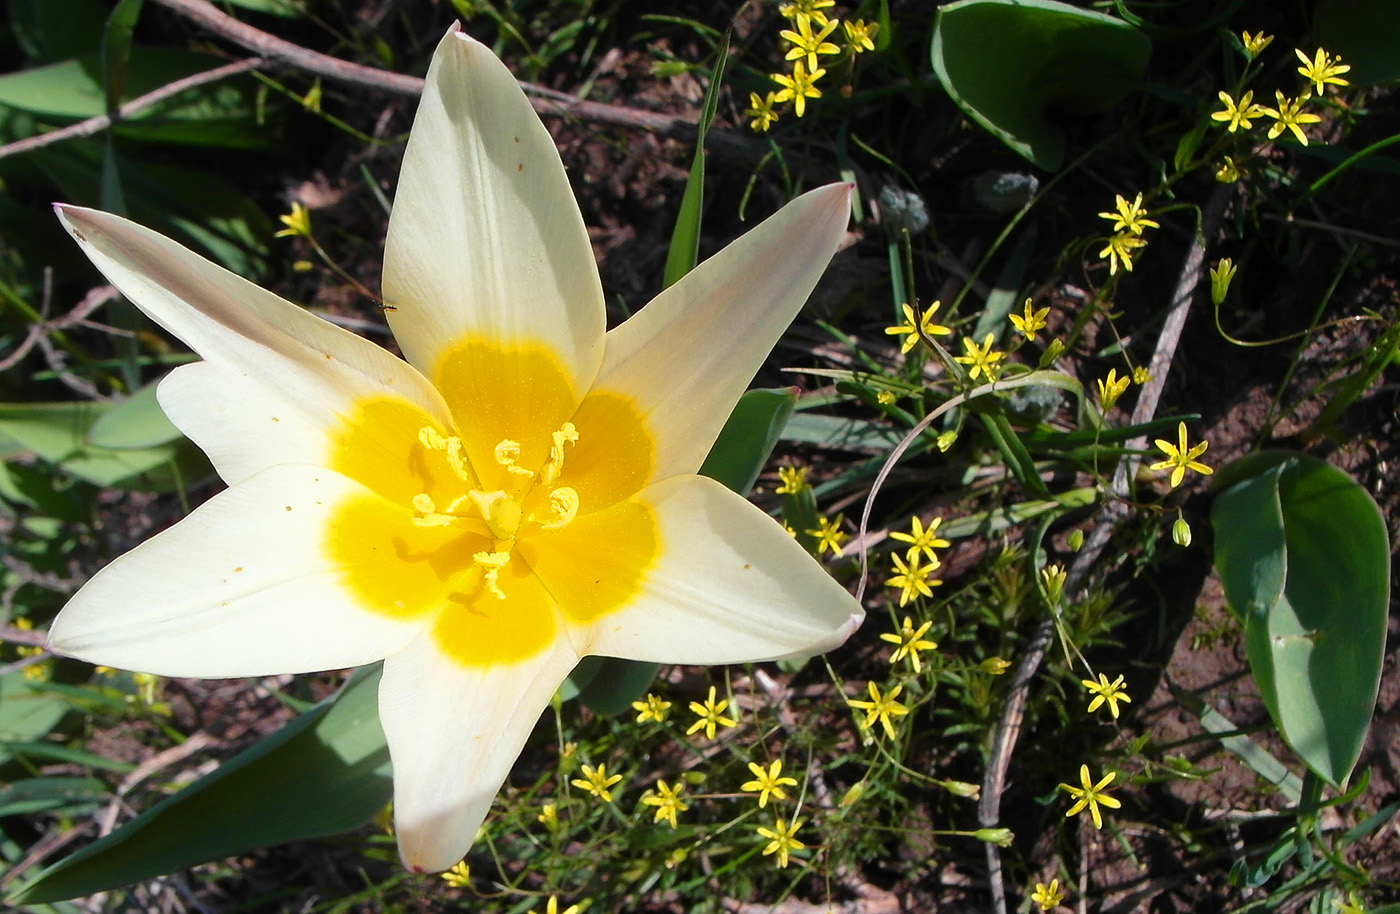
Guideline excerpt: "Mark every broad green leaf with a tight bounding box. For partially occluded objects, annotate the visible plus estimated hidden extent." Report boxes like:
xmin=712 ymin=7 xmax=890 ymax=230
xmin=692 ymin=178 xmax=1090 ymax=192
xmin=697 ymin=387 xmax=797 ymax=493
xmin=31 ymin=142 xmax=273 ymax=279
xmin=567 ymin=387 xmax=799 ymax=714
xmin=1314 ymin=0 xmax=1400 ymax=85
xmin=6 ymin=0 xmax=109 ymax=64
xmin=662 ymin=33 xmax=728 ymax=289
xmin=217 ymin=0 xmax=307 ymax=16
xmin=931 ymin=0 xmax=1150 ymax=170
xmin=0 ymin=673 xmax=72 ymax=767
xmin=0 ymin=401 xmax=182 ymax=487
xmin=10 ymin=667 xmax=391 ymax=904
xmin=1211 ymin=453 xmax=1389 ymax=786
xmin=0 ymin=47 xmax=269 ymax=149
xmin=573 ymin=659 xmax=661 ymax=716
xmin=87 ymin=380 xmax=183 ymax=450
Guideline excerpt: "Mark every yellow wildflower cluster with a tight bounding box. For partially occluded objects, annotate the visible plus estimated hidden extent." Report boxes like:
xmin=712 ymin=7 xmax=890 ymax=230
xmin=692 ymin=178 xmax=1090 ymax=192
xmin=1096 ymin=192 xmax=1159 ymax=276
xmin=885 ymin=515 xmax=949 ymax=607
xmin=746 ymin=1 xmax=879 ymax=132
xmin=1210 ymin=34 xmax=1348 ymax=171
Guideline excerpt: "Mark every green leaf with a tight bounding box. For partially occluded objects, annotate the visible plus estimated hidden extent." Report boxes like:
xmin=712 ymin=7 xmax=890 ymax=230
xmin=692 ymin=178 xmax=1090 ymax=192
xmin=7 ymin=0 xmax=110 ymax=64
xmin=931 ymin=0 xmax=1151 ymax=170
xmin=1211 ymin=453 xmax=1390 ymax=786
xmin=573 ymin=660 xmax=661 ymax=716
xmin=0 ymin=777 xmax=107 ymax=818
xmin=216 ymin=0 xmax=307 ymax=16
xmin=662 ymin=33 xmax=728 ymax=289
xmin=9 ymin=667 xmax=391 ymax=904
xmin=0 ymin=47 xmax=270 ymax=149
xmin=87 ymin=380 xmax=183 ymax=450
xmin=0 ymin=401 xmax=182 ymax=487
xmin=0 ymin=673 xmax=73 ymax=767
xmin=101 ymin=0 xmax=145 ymax=114
xmin=697 ymin=387 xmax=797 ymax=493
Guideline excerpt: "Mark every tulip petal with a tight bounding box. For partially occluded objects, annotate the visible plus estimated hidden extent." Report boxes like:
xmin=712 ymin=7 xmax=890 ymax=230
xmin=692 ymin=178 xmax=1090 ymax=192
xmin=382 ymin=27 xmax=605 ymax=393
xmin=47 ymin=465 xmax=425 ymax=677
xmin=594 ymin=183 xmax=851 ymax=481
xmin=566 ymin=475 xmax=863 ymax=664
xmin=55 ymin=205 xmax=453 ymax=487
xmin=379 ymin=630 xmax=578 ymax=873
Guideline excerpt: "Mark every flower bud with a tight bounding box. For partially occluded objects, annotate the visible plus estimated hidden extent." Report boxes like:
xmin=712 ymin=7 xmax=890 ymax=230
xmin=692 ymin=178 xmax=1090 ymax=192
xmin=1066 ymin=529 xmax=1084 ymax=552
xmin=980 ymin=657 xmax=1011 ymax=675
xmin=973 ymin=827 xmax=1015 ymax=846
xmin=1172 ymin=515 xmax=1193 ymax=547
xmin=1210 ymin=258 xmax=1237 ymax=305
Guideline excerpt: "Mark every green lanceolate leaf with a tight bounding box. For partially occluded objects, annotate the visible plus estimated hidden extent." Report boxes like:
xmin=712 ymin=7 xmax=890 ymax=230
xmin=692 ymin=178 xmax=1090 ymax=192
xmin=1211 ymin=452 xmax=1390 ymax=786
xmin=662 ymin=32 xmax=728 ymax=289
xmin=9 ymin=667 xmax=391 ymax=904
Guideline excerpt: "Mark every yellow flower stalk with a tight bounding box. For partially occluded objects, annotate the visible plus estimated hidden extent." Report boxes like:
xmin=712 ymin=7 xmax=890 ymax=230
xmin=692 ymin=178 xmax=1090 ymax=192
xmin=44 ymin=28 xmax=861 ymax=874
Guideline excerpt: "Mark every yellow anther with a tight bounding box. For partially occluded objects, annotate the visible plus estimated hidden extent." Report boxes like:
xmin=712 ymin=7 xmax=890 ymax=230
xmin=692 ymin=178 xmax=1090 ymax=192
xmin=469 ymin=489 xmax=521 ymax=540
xmin=539 ymin=486 xmax=579 ymax=531
xmin=542 ymin=422 xmax=579 ymax=484
xmin=418 ymin=426 xmax=474 ymax=483
xmin=472 ymin=551 xmax=511 ymax=599
xmin=411 ymin=493 xmax=453 ymax=527
xmin=493 ymin=438 xmax=534 ymax=478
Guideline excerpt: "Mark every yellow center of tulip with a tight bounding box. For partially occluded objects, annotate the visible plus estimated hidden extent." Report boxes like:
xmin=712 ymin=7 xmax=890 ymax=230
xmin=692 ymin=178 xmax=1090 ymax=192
xmin=324 ymin=338 xmax=658 ymax=667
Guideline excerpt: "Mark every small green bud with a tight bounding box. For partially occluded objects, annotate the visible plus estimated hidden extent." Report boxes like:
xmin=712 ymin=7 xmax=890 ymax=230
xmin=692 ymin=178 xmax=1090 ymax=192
xmin=1066 ymin=529 xmax=1084 ymax=552
xmin=1172 ymin=515 xmax=1193 ymax=547
xmin=1039 ymin=338 xmax=1066 ymax=368
xmin=942 ymin=779 xmax=981 ymax=799
xmin=980 ymin=657 xmax=1011 ymax=675
xmin=973 ymin=827 xmax=1015 ymax=846
xmin=840 ymin=782 xmax=865 ymax=807
xmin=1210 ymin=258 xmax=1237 ymax=305
xmin=936 ymin=431 xmax=958 ymax=452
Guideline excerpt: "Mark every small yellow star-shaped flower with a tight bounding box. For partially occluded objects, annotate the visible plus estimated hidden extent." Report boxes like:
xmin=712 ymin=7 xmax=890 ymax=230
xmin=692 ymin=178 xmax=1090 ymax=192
xmin=1099 ymin=232 xmax=1147 ymax=275
xmin=1240 ymin=30 xmax=1273 ymax=59
xmin=686 ymin=685 xmax=738 ymax=739
xmin=779 ymin=13 xmax=842 ymax=73
xmin=741 ymin=759 xmax=799 ymax=808
xmin=1096 ymin=193 xmax=1159 ymax=236
xmin=641 ymin=779 xmax=689 ymax=828
xmin=1060 ymin=764 xmax=1122 ymax=829
xmin=879 ymin=616 xmax=937 ymax=672
xmin=631 ymin=692 xmax=672 ymax=724
xmin=1096 ymin=368 xmax=1131 ymax=412
xmin=807 ymin=513 xmax=848 ymax=556
xmin=954 ymin=332 xmax=1007 ymax=382
xmin=1261 ymin=91 xmax=1322 ymax=145
xmin=1149 ymin=421 xmax=1213 ymax=488
xmin=527 ymin=896 xmax=582 ymax=914
xmin=571 ymin=763 xmax=624 ymax=802
xmin=755 ymin=816 xmax=807 ymax=868
xmin=1081 ymin=672 xmax=1132 ymax=719
xmin=889 ymin=515 xmax=950 ymax=564
xmin=884 ymin=302 xmax=953 ymax=355
xmin=1295 ymin=47 xmax=1350 ymax=95
xmin=844 ymin=19 xmax=879 ymax=53
xmin=1210 ymin=89 xmax=1268 ymax=133
xmin=1008 ymin=298 xmax=1050 ymax=341
xmin=1031 ymin=877 xmax=1066 ymax=910
xmin=886 ymin=552 xmax=941 ymax=607
xmin=274 ymin=201 xmax=313 ymax=239
xmin=440 ymin=860 xmax=471 ymax=888
xmin=778 ymin=0 xmax=834 ymax=22
xmin=745 ymin=91 xmax=780 ymax=133
xmin=775 ymin=465 xmax=808 ymax=494
xmin=848 ymin=681 xmax=909 ymax=739
xmin=771 ymin=61 xmax=826 ymax=118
